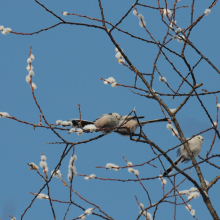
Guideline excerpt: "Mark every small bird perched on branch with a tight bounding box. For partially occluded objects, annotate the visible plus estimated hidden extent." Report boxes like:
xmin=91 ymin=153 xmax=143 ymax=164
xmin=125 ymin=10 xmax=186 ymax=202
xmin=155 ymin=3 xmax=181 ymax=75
xmin=70 ymin=113 xmax=120 ymax=134
xmin=115 ymin=115 xmax=169 ymax=136
xmin=163 ymin=135 xmax=203 ymax=177
xmin=71 ymin=114 xmax=168 ymax=135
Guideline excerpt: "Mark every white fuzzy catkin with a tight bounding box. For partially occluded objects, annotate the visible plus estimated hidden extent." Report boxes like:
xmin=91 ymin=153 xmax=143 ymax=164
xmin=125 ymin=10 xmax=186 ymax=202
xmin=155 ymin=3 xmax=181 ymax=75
xmin=139 ymin=20 xmax=146 ymax=27
xmin=5 ymin=28 xmax=12 ymax=33
xmin=139 ymin=203 xmax=144 ymax=209
xmin=212 ymin=122 xmax=217 ymax=127
xmin=190 ymin=209 xmax=196 ymax=216
xmin=106 ymin=163 xmax=119 ymax=170
xmin=133 ymin=169 xmax=139 ymax=176
xmin=175 ymin=27 xmax=182 ymax=33
xmin=51 ymin=170 xmax=62 ymax=178
xmin=37 ymin=193 xmax=49 ymax=199
xmin=137 ymin=14 xmax=144 ymax=20
xmin=158 ymin=175 xmax=163 ymax=181
xmin=163 ymin=9 xmax=172 ymax=17
xmin=77 ymin=128 xmax=84 ymax=135
xmin=67 ymin=165 xmax=77 ymax=181
xmin=79 ymin=215 xmax=86 ymax=220
xmin=27 ymin=58 xmax=32 ymax=63
xmin=128 ymin=167 xmax=135 ymax=173
xmin=188 ymin=191 xmax=200 ymax=200
xmin=29 ymin=70 xmax=34 ymax=76
xmin=143 ymin=212 xmax=153 ymax=220
xmin=40 ymin=161 xmax=47 ymax=169
xmin=166 ymin=124 xmax=173 ymax=130
xmin=29 ymin=162 xmax=39 ymax=170
xmin=31 ymin=82 xmax=37 ymax=89
xmin=117 ymin=58 xmax=125 ymax=64
xmin=3 ymin=27 xmax=12 ymax=34
xmin=177 ymin=35 xmax=186 ymax=43
xmin=115 ymin=52 xmax=122 ymax=59
xmin=89 ymin=174 xmax=96 ymax=179
xmin=61 ymin=121 xmax=69 ymax=126
xmin=162 ymin=179 xmax=167 ymax=185
xmin=127 ymin=161 xmax=132 ymax=166
xmin=0 ymin=112 xmax=10 ymax=118
xmin=70 ymin=155 xmax=77 ymax=162
xmin=107 ymin=77 xmax=116 ymax=83
xmin=189 ymin=187 xmax=197 ymax=192
xmin=56 ymin=120 xmax=62 ymax=125
xmin=204 ymin=9 xmax=211 ymax=15
xmin=26 ymin=65 xmax=34 ymax=71
xmin=30 ymin=54 xmax=35 ymax=60
xmin=85 ymin=208 xmax=93 ymax=215
xmin=159 ymin=76 xmax=167 ymax=82
xmin=69 ymin=128 xmax=76 ymax=133
xmin=111 ymin=82 xmax=117 ymax=87
xmin=133 ymin=10 xmax=138 ymax=16
xmin=185 ymin=204 xmax=192 ymax=211
xmin=179 ymin=190 xmax=190 ymax=196
xmin=41 ymin=155 xmax=47 ymax=161
xmin=1 ymin=30 xmax=7 ymax=35
xmin=83 ymin=124 xmax=97 ymax=132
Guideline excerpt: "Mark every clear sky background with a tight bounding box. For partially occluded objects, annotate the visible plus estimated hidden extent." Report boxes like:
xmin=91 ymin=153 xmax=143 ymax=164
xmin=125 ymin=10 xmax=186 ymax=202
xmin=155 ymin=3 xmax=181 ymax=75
xmin=0 ymin=0 xmax=220 ymax=220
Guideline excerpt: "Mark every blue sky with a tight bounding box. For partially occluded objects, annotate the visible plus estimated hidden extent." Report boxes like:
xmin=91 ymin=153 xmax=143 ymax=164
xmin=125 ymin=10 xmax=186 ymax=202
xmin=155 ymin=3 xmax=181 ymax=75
xmin=0 ymin=0 xmax=220 ymax=220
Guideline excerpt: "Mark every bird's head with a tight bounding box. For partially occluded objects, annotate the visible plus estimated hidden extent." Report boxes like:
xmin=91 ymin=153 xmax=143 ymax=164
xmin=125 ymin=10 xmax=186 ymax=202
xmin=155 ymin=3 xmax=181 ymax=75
xmin=197 ymin=135 xmax=203 ymax=141
xmin=112 ymin=113 xmax=120 ymax=120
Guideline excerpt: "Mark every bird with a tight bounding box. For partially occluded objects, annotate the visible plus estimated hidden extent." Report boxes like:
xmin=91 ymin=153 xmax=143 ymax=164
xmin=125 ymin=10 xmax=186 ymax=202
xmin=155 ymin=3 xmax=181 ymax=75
xmin=163 ymin=135 xmax=203 ymax=177
xmin=70 ymin=113 xmax=120 ymax=134
xmin=115 ymin=115 xmax=169 ymax=136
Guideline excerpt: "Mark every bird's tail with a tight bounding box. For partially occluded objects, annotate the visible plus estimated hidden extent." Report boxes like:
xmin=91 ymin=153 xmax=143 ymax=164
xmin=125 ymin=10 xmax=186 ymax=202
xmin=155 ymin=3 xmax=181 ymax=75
xmin=163 ymin=156 xmax=184 ymax=177
xmin=70 ymin=119 xmax=94 ymax=128
xmin=140 ymin=118 xmax=169 ymax=125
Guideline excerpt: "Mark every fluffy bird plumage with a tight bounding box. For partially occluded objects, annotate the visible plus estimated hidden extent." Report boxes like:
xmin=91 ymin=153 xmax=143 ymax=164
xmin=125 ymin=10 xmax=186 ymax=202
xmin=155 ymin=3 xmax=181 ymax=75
xmin=115 ymin=116 xmax=169 ymax=136
xmin=163 ymin=135 xmax=203 ymax=176
xmin=70 ymin=113 xmax=120 ymax=134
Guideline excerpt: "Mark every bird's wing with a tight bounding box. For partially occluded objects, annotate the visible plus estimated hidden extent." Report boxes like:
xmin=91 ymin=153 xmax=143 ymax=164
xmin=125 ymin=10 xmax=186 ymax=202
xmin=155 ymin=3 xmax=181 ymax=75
xmin=93 ymin=113 xmax=112 ymax=123
xmin=70 ymin=119 xmax=94 ymax=128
